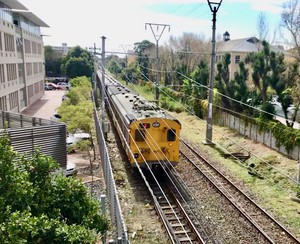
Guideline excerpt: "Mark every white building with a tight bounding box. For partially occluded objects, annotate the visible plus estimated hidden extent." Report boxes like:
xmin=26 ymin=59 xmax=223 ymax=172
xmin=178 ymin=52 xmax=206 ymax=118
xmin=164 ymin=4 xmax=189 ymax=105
xmin=0 ymin=0 xmax=49 ymax=113
xmin=52 ymin=43 xmax=72 ymax=56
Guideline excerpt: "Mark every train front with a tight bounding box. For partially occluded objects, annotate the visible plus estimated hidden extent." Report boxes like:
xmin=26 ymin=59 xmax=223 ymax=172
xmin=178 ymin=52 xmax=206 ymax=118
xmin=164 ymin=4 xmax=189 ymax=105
xmin=128 ymin=113 xmax=181 ymax=169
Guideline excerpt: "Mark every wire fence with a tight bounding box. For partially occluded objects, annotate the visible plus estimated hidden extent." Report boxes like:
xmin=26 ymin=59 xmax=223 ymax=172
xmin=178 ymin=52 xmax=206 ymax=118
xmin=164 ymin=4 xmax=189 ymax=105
xmin=93 ymin=107 xmax=129 ymax=244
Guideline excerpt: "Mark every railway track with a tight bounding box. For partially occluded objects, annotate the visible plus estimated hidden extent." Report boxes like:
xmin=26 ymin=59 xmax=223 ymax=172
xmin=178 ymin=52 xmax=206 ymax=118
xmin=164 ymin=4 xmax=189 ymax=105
xmin=180 ymin=140 xmax=300 ymax=244
xmin=149 ymin=176 xmax=205 ymax=244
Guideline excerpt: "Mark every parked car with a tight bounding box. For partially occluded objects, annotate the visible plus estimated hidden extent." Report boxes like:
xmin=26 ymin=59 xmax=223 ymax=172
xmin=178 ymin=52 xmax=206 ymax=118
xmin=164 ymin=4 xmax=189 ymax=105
xmin=44 ymin=83 xmax=53 ymax=90
xmin=65 ymin=161 xmax=77 ymax=177
xmin=50 ymin=113 xmax=62 ymax=122
xmin=67 ymin=133 xmax=90 ymax=146
xmin=45 ymin=82 xmax=63 ymax=90
xmin=57 ymin=82 xmax=70 ymax=90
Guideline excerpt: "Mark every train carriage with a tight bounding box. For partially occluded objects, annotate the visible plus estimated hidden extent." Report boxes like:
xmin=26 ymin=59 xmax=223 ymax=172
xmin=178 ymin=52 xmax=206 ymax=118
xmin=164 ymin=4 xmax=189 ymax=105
xmin=105 ymin=77 xmax=181 ymax=169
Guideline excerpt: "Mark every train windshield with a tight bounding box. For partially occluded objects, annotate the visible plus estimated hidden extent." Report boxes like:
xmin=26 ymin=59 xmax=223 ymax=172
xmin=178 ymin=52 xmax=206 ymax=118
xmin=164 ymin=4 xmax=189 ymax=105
xmin=167 ymin=129 xmax=176 ymax=141
xmin=135 ymin=129 xmax=146 ymax=141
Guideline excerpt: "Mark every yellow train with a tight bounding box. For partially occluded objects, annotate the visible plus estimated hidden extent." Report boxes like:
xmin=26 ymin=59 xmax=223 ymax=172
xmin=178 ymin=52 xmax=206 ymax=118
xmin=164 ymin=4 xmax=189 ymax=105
xmin=105 ymin=76 xmax=181 ymax=169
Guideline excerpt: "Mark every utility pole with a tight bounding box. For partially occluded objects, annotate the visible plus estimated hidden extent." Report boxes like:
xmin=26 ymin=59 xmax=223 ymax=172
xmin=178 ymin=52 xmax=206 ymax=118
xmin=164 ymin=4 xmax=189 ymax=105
xmin=205 ymin=0 xmax=222 ymax=144
xmin=101 ymin=36 xmax=106 ymax=131
xmin=145 ymin=22 xmax=170 ymax=105
xmin=92 ymin=43 xmax=99 ymax=108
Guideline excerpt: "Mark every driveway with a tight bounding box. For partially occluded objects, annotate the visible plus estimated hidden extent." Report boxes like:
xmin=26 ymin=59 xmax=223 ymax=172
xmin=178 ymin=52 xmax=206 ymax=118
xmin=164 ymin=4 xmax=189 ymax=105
xmin=21 ymin=90 xmax=65 ymax=120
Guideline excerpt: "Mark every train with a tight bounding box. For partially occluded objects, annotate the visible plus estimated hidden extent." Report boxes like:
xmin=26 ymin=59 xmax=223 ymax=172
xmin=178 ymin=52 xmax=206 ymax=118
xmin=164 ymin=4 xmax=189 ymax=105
xmin=104 ymin=74 xmax=181 ymax=169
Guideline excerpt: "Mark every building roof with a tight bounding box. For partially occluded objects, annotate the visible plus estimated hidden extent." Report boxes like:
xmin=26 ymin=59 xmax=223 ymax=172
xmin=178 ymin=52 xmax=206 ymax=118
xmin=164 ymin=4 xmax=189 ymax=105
xmin=13 ymin=9 xmax=49 ymax=27
xmin=216 ymin=36 xmax=289 ymax=55
xmin=1 ymin=0 xmax=27 ymax=10
xmin=217 ymin=37 xmax=260 ymax=53
xmin=1 ymin=0 xmax=49 ymax=27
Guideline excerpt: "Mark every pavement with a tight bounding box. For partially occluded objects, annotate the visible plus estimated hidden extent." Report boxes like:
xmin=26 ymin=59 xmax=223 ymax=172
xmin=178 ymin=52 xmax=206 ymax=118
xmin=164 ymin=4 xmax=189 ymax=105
xmin=21 ymin=90 xmax=92 ymax=178
xmin=21 ymin=90 xmax=66 ymax=120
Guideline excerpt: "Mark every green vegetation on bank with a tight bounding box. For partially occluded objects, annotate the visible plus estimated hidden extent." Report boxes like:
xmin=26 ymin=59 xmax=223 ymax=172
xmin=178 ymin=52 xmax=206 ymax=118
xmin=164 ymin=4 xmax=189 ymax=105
xmin=0 ymin=132 xmax=109 ymax=243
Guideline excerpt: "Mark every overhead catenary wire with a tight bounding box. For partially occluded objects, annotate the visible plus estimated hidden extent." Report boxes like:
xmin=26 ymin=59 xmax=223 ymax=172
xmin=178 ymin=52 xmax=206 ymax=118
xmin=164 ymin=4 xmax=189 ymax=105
xmin=134 ymin=62 xmax=300 ymax=187
xmin=107 ymin=63 xmax=223 ymax=242
xmin=103 ymin=71 xmax=208 ymax=243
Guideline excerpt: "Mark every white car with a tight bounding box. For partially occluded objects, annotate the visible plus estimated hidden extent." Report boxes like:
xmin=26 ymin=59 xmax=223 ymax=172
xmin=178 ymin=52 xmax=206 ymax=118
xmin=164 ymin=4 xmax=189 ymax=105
xmin=67 ymin=133 xmax=90 ymax=146
xmin=65 ymin=161 xmax=77 ymax=177
xmin=57 ymin=82 xmax=70 ymax=90
xmin=50 ymin=113 xmax=62 ymax=122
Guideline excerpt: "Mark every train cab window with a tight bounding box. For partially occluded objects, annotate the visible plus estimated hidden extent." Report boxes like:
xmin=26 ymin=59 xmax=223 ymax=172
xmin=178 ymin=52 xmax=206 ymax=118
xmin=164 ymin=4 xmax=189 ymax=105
xmin=135 ymin=129 xmax=146 ymax=142
xmin=167 ymin=129 xmax=176 ymax=141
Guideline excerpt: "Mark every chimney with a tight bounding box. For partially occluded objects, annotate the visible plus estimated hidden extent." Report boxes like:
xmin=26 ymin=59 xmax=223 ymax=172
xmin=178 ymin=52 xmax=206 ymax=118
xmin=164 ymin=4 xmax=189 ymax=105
xmin=223 ymin=31 xmax=230 ymax=41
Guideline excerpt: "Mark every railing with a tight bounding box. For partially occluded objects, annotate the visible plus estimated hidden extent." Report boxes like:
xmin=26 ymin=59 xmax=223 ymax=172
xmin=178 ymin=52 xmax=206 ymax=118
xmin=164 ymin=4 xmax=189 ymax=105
xmin=93 ymin=107 xmax=129 ymax=244
xmin=0 ymin=110 xmax=67 ymax=167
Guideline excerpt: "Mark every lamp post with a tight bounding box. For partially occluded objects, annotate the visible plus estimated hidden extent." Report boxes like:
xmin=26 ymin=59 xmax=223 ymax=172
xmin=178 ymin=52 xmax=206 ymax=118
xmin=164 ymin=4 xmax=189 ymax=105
xmin=205 ymin=0 xmax=222 ymax=144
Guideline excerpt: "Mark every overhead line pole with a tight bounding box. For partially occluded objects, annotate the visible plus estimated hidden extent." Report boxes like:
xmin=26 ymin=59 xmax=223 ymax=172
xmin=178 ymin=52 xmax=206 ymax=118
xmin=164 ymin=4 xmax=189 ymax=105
xmin=205 ymin=0 xmax=222 ymax=145
xmin=145 ymin=22 xmax=170 ymax=106
xmin=101 ymin=36 xmax=106 ymax=131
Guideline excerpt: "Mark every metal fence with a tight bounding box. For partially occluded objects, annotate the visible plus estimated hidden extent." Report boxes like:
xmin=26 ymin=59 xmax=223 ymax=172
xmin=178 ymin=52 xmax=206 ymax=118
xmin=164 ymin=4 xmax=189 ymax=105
xmin=0 ymin=110 xmax=67 ymax=167
xmin=93 ymin=108 xmax=129 ymax=244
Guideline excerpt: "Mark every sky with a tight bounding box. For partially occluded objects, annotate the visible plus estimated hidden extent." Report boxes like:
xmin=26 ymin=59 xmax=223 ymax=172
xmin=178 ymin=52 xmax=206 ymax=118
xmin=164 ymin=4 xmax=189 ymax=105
xmin=18 ymin=0 xmax=287 ymax=53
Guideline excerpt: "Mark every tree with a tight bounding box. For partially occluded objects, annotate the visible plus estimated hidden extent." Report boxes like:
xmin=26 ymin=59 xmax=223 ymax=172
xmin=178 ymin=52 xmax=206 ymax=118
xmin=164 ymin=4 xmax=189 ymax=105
xmin=232 ymin=61 xmax=250 ymax=113
xmin=190 ymin=60 xmax=209 ymax=118
xmin=257 ymin=12 xmax=270 ymax=48
xmin=215 ymin=53 xmax=234 ymax=110
xmin=0 ymin=132 xmax=109 ymax=243
xmin=44 ymin=45 xmax=63 ymax=77
xmin=280 ymin=0 xmax=300 ymax=124
xmin=134 ymin=40 xmax=155 ymax=80
xmin=280 ymin=0 xmax=300 ymax=61
xmin=61 ymin=46 xmax=93 ymax=78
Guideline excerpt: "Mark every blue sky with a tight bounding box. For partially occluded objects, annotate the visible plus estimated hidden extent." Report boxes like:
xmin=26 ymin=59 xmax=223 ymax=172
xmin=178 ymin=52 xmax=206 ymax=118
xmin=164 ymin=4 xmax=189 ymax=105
xmin=18 ymin=0 xmax=287 ymax=52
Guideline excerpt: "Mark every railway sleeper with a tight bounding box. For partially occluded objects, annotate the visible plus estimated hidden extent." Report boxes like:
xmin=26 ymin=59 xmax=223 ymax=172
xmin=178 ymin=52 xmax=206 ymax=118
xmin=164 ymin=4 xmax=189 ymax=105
xmin=164 ymin=209 xmax=180 ymax=214
xmin=167 ymin=216 xmax=184 ymax=221
xmin=178 ymin=236 xmax=196 ymax=242
xmin=161 ymin=205 xmax=177 ymax=209
xmin=171 ymin=223 xmax=187 ymax=228
xmin=173 ymin=229 xmax=192 ymax=235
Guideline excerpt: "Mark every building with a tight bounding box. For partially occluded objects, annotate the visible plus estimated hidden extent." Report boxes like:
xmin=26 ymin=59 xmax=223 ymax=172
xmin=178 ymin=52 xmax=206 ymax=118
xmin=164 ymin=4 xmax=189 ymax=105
xmin=0 ymin=0 xmax=49 ymax=113
xmin=51 ymin=42 xmax=72 ymax=56
xmin=215 ymin=32 xmax=290 ymax=80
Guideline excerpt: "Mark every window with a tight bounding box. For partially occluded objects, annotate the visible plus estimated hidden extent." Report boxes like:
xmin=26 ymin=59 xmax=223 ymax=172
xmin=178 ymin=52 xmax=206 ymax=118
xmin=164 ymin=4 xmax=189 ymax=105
xmin=135 ymin=129 xmax=145 ymax=142
xmin=235 ymin=55 xmax=240 ymax=63
xmin=0 ymin=64 xmax=5 ymax=83
xmin=0 ymin=96 xmax=7 ymax=111
xmin=4 ymin=33 xmax=15 ymax=52
xmin=6 ymin=64 xmax=17 ymax=81
xmin=167 ymin=129 xmax=176 ymax=141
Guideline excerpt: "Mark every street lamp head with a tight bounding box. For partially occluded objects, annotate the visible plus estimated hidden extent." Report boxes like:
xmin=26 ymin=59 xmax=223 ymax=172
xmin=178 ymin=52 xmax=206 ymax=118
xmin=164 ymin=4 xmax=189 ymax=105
xmin=207 ymin=0 xmax=223 ymax=12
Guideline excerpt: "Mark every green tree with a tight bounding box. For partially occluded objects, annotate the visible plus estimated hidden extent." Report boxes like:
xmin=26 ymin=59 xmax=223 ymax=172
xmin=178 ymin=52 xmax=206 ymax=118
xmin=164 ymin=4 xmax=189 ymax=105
xmin=215 ymin=53 xmax=234 ymax=110
xmin=191 ymin=61 xmax=209 ymax=118
xmin=58 ymin=76 xmax=96 ymax=166
xmin=134 ymin=40 xmax=155 ymax=80
xmin=61 ymin=46 xmax=93 ymax=79
xmin=0 ymin=132 xmax=109 ymax=243
xmin=245 ymin=41 xmax=284 ymax=120
xmin=44 ymin=45 xmax=63 ymax=77
xmin=232 ymin=61 xmax=250 ymax=113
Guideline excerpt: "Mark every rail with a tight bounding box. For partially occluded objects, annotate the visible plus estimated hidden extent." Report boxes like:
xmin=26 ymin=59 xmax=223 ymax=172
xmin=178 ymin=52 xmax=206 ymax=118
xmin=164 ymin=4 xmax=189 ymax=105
xmin=180 ymin=139 xmax=300 ymax=244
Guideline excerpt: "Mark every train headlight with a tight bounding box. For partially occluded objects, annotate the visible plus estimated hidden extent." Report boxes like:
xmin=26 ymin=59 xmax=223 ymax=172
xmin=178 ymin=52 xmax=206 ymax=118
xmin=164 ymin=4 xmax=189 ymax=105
xmin=168 ymin=143 xmax=172 ymax=147
xmin=134 ymin=153 xmax=139 ymax=159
